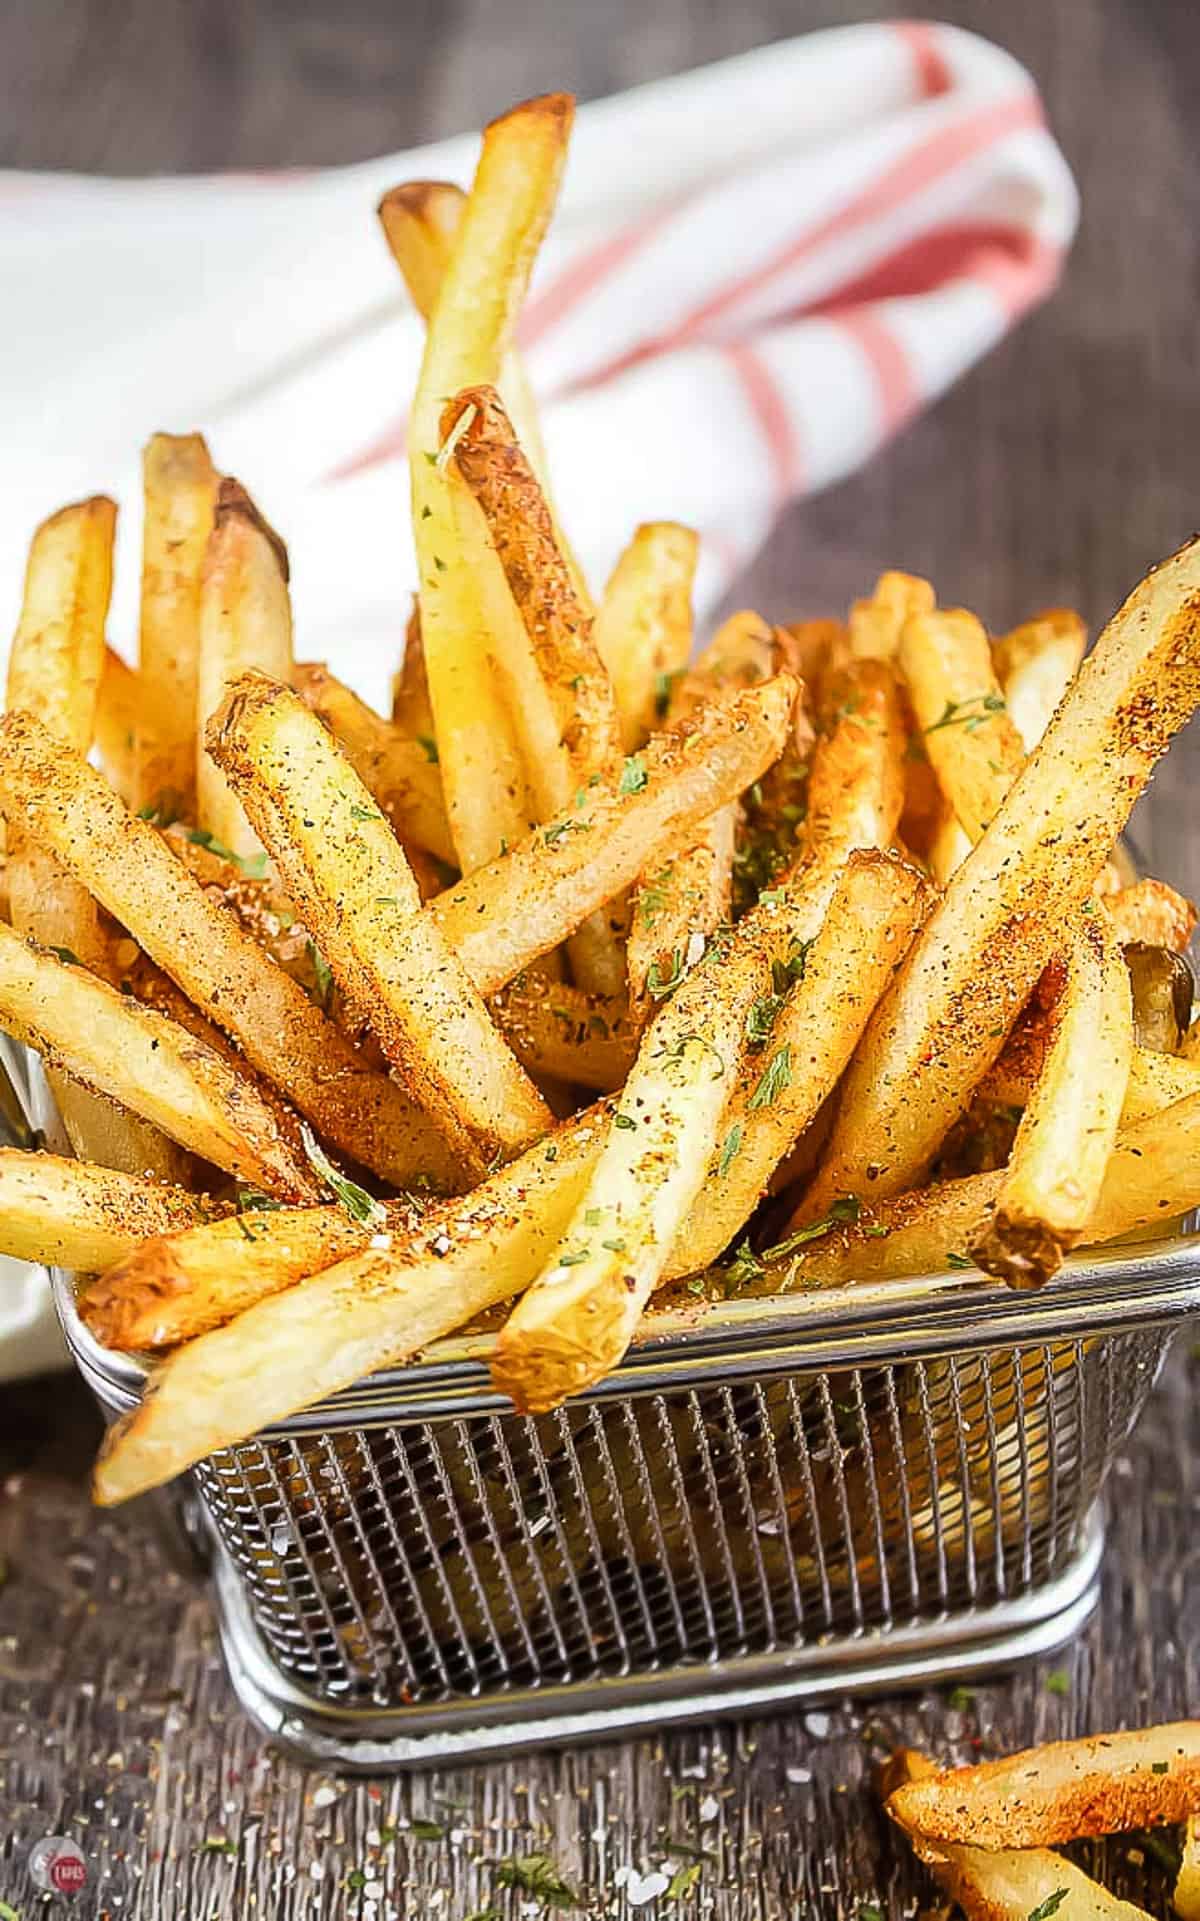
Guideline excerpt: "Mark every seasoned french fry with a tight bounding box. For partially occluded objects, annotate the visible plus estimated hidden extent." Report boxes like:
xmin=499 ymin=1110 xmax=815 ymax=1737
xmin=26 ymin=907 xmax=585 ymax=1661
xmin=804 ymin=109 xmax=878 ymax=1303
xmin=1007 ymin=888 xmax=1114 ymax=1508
xmin=993 ymin=607 xmax=1086 ymax=752
xmin=95 ymin=648 xmax=141 ymax=804
xmin=0 ymin=924 xmax=318 ymax=1199
xmin=195 ymin=478 xmax=293 ymax=861
xmin=1175 ymin=1816 xmax=1200 ymax=1921
xmin=379 ymin=177 xmax=590 ymax=609
xmin=1121 ymin=1045 xmax=1200 ymax=1123
xmin=627 ymin=611 xmax=775 ymax=1024
xmin=781 ymin=617 xmax=847 ymax=703
xmin=898 ymin=607 xmax=1025 ymax=845
xmin=771 ymin=1088 xmax=1200 ymax=1288
xmin=392 ymin=604 xmax=436 ymax=740
xmin=293 ymin=660 xmax=455 ymax=865
xmin=93 ymin=1105 xmax=611 ymax=1504
xmin=489 ymin=971 xmax=635 ymax=1091
xmin=0 ymin=1150 xmax=205 ymax=1271
xmin=134 ymin=431 xmax=218 ymax=818
xmin=409 ymin=100 xmax=574 ymax=870
xmin=888 ymin=1721 xmax=1200 ymax=1850
xmin=592 ymin=522 xmax=699 ymax=750
xmin=666 ymin=851 xmax=927 ymax=1278
xmin=971 ymin=916 xmax=1133 ymax=1287
xmin=0 ymin=709 xmax=458 ymax=1191
xmin=445 ymin=383 xmax=625 ymax=992
xmin=209 ymin=675 xmax=552 ymax=1170
xmin=429 ymin=674 xmax=797 ymax=995
xmin=82 ymin=1193 xmax=426 ymax=1350
xmin=800 ymin=656 xmax=907 ymax=882
xmin=801 ymin=537 xmax=1200 ymax=1218
xmin=848 ymin=569 xmax=934 ymax=660
xmin=1102 ymin=877 xmax=1197 ymax=952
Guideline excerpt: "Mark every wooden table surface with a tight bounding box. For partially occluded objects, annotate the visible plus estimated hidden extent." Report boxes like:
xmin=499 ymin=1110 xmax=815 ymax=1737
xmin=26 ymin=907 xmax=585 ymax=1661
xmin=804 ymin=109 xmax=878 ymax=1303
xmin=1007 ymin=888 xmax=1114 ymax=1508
xmin=3 ymin=0 xmax=1200 ymax=1914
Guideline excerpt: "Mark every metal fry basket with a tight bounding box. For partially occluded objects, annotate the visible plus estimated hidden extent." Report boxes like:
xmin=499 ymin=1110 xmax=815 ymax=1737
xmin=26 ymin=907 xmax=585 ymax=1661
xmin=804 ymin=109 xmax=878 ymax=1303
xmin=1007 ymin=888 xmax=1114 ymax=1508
xmin=55 ymin=1236 xmax=1200 ymax=1769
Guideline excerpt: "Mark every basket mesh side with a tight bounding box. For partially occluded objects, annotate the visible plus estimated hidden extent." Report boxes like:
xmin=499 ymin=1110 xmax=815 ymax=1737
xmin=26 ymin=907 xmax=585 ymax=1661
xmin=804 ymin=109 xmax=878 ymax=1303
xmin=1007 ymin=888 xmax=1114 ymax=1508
xmin=191 ymin=1328 xmax=1167 ymax=1708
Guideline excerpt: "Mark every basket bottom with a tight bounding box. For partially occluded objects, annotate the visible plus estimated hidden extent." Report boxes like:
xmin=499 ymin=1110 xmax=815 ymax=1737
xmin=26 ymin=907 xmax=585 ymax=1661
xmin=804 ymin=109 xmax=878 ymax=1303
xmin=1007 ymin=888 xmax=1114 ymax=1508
xmin=209 ymin=1507 xmax=1104 ymax=1771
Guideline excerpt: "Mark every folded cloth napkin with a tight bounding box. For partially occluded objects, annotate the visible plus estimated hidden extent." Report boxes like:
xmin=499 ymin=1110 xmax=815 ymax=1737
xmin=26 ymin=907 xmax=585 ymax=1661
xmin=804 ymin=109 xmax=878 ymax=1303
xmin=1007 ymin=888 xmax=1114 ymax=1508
xmin=0 ymin=20 xmax=1076 ymax=1376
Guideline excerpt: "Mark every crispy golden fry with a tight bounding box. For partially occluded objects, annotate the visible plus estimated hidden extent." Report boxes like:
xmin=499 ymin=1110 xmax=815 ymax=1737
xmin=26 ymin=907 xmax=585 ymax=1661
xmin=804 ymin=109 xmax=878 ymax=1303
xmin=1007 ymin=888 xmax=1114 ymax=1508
xmin=800 ymin=656 xmax=907 ymax=882
xmin=898 ymin=607 xmax=1026 ymax=846
xmin=0 ymin=924 xmax=317 ymax=1199
xmin=134 ymin=431 xmax=218 ymax=818
xmin=1176 ymin=1816 xmax=1200 ymax=1921
xmin=1102 ymin=877 xmax=1197 ymax=952
xmin=94 ymin=648 xmax=141 ymax=804
xmin=0 ymin=709 xmax=457 ymax=1191
xmin=1121 ymin=1046 xmax=1200 ymax=1124
xmin=972 ymin=917 xmax=1133 ymax=1287
xmin=627 ymin=611 xmax=775 ymax=1024
xmin=379 ymin=179 xmax=590 ymax=609
xmin=666 ymin=852 xmax=927 ymax=1278
xmin=195 ymin=478 xmax=294 ymax=862
xmin=993 ymin=607 xmax=1086 ymax=752
xmin=848 ymin=569 xmax=935 ymax=660
xmin=409 ymin=100 xmax=573 ymax=871
xmin=392 ymin=604 xmax=436 ymax=739
xmin=446 ymin=382 xmax=624 ymax=992
xmin=0 ymin=1150 xmax=205 ymax=1271
xmin=93 ymin=1105 xmax=611 ymax=1503
xmin=772 ymin=1089 xmax=1200 ymax=1288
xmin=489 ymin=971 xmax=635 ymax=1091
xmin=801 ymin=537 xmax=1200 ymax=1219
xmin=782 ymin=617 xmax=847 ymax=703
xmin=492 ymin=915 xmax=782 ymax=1416
xmin=592 ymin=522 xmax=699 ymax=750
xmin=293 ymin=660 xmax=454 ymax=866
xmin=888 ymin=1721 xmax=1200 ymax=1850
xmin=430 ymin=674 xmax=797 ymax=994
xmin=82 ymin=1194 xmax=427 ymax=1350
xmin=209 ymin=675 xmax=552 ymax=1170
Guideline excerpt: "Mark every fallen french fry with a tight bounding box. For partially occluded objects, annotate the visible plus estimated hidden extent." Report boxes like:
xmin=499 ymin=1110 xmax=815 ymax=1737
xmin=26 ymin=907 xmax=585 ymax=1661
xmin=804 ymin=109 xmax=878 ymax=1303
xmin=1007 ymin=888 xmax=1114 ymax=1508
xmin=0 ymin=1151 xmax=205 ymax=1272
xmin=0 ymin=709 xmax=458 ymax=1191
xmin=429 ymin=674 xmax=797 ymax=994
xmin=293 ymin=660 xmax=455 ymax=866
xmin=993 ymin=607 xmax=1086 ymax=752
xmin=93 ymin=1103 xmax=611 ymax=1503
xmin=195 ymin=478 xmax=294 ymax=862
xmin=209 ymin=674 xmax=553 ymax=1170
xmin=801 ymin=536 xmax=1200 ymax=1219
xmin=972 ymin=916 xmax=1133 ymax=1287
xmin=82 ymin=1193 xmax=426 ymax=1350
xmin=898 ymin=606 xmax=1026 ymax=846
xmin=592 ymin=522 xmax=700 ymax=751
xmin=134 ymin=431 xmax=218 ymax=819
xmin=0 ymin=924 xmax=318 ymax=1200
xmin=887 ymin=1721 xmax=1200 ymax=1850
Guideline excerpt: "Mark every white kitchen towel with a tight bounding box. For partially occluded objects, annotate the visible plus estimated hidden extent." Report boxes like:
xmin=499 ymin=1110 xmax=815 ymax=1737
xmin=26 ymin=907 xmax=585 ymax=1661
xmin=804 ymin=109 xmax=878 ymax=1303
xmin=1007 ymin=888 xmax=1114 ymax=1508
xmin=0 ymin=20 xmax=1077 ymax=716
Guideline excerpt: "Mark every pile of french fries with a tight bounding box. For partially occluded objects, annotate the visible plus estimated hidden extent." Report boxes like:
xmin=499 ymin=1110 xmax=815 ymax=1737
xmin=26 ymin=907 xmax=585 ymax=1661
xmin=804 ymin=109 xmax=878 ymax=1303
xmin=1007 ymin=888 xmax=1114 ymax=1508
xmin=1 ymin=92 xmax=1199 ymax=1509
xmin=883 ymin=1722 xmax=1200 ymax=1921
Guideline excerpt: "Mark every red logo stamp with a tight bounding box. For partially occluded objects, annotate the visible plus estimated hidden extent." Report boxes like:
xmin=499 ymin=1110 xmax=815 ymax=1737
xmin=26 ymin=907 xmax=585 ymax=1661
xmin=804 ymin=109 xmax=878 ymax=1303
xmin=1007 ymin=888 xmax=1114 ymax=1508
xmin=29 ymin=1834 xmax=88 ymax=1896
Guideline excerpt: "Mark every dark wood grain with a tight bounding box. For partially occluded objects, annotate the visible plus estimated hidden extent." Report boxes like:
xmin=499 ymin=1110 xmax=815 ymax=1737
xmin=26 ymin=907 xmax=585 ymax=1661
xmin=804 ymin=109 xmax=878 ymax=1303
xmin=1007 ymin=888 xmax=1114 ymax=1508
xmin=1 ymin=0 xmax=1199 ymax=1912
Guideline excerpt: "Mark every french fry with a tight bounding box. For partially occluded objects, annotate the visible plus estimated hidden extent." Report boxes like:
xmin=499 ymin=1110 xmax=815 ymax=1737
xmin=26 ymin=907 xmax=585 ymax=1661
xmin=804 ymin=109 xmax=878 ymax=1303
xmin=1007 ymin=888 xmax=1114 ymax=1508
xmin=1102 ymin=877 xmax=1197 ymax=952
xmin=769 ymin=1088 xmax=1200 ymax=1288
xmin=409 ymin=99 xmax=574 ymax=870
xmin=884 ymin=1747 xmax=1152 ymax=1921
xmin=781 ymin=617 xmax=847 ymax=703
xmin=0 ymin=924 xmax=318 ymax=1199
xmin=993 ymin=607 xmax=1086 ymax=752
xmin=0 ymin=709 xmax=458 ymax=1191
xmin=429 ymin=674 xmax=797 ymax=995
xmin=82 ymin=1193 xmax=427 ymax=1350
xmin=489 ymin=971 xmax=635 ymax=1091
xmin=392 ymin=604 xmax=436 ymax=740
xmin=208 ymin=675 xmax=553 ymax=1170
xmin=592 ymin=522 xmax=699 ymax=750
xmin=195 ymin=478 xmax=294 ymax=861
xmin=848 ymin=569 xmax=935 ymax=660
xmin=627 ymin=611 xmax=775 ymax=1024
xmin=134 ymin=431 xmax=218 ymax=818
xmin=0 ymin=1150 xmax=205 ymax=1271
xmin=94 ymin=648 xmax=141 ymax=804
xmin=379 ymin=177 xmax=590 ymax=609
xmin=898 ymin=607 xmax=1026 ymax=846
xmin=887 ymin=1721 xmax=1200 ymax=1850
xmin=445 ymin=382 xmax=625 ymax=992
xmin=1176 ymin=1816 xmax=1200 ymax=1921
xmin=971 ymin=916 xmax=1133 ymax=1287
xmin=800 ymin=656 xmax=907 ymax=883
xmin=1120 ymin=1045 xmax=1200 ymax=1124
xmin=665 ymin=851 xmax=927 ymax=1278
xmin=93 ymin=1104 xmax=611 ymax=1504
xmin=293 ymin=660 xmax=455 ymax=866
xmin=801 ymin=536 xmax=1200 ymax=1219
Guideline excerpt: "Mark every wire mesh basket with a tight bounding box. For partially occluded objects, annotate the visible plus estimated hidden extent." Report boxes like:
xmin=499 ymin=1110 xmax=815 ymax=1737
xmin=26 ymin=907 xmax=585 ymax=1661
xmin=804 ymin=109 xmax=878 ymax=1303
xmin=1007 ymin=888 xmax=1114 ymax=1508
xmin=54 ymin=1235 xmax=1200 ymax=1768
